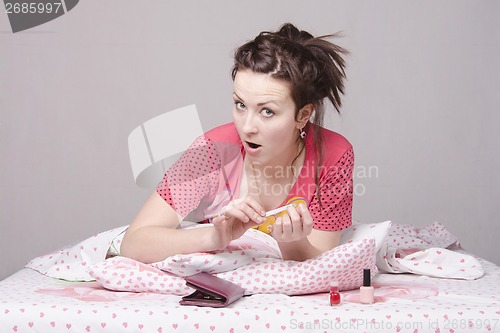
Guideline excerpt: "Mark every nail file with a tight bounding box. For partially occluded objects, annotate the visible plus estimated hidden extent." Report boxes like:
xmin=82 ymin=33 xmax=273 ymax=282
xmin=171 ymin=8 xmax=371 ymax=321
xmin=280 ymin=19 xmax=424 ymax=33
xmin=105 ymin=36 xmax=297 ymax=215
xmin=208 ymin=203 xmax=294 ymax=221
xmin=264 ymin=204 xmax=294 ymax=217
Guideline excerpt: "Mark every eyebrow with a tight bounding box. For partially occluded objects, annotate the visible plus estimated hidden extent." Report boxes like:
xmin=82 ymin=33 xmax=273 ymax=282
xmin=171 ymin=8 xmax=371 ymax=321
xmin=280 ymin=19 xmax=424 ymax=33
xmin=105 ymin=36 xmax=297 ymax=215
xmin=232 ymin=92 xmax=279 ymax=107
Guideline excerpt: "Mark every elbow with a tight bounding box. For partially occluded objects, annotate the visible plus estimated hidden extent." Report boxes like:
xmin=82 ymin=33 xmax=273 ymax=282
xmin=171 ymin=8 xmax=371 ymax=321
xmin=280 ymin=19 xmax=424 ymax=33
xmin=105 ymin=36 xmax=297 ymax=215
xmin=119 ymin=239 xmax=136 ymax=261
xmin=120 ymin=245 xmax=153 ymax=264
xmin=120 ymin=232 xmax=147 ymax=263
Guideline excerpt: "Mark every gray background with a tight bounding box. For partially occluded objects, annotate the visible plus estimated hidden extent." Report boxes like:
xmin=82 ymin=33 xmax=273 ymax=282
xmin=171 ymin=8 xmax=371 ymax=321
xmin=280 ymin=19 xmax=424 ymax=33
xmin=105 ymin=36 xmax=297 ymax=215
xmin=1 ymin=0 xmax=498 ymax=280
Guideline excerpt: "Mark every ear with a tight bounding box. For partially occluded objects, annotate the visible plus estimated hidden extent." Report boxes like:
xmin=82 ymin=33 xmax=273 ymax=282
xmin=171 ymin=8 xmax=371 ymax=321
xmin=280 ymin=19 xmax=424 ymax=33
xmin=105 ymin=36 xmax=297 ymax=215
xmin=296 ymin=103 xmax=314 ymax=128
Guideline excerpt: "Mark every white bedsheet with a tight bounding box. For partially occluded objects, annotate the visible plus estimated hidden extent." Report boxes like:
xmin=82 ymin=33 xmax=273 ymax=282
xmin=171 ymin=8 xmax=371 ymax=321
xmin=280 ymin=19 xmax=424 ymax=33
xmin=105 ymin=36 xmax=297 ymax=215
xmin=1 ymin=221 xmax=496 ymax=332
xmin=1 ymin=258 xmax=499 ymax=333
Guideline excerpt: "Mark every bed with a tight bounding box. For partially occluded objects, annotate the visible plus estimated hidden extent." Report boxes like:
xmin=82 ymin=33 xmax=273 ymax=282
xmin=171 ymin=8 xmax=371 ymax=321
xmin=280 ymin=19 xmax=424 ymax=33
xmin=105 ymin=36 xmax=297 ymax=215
xmin=1 ymin=221 xmax=499 ymax=333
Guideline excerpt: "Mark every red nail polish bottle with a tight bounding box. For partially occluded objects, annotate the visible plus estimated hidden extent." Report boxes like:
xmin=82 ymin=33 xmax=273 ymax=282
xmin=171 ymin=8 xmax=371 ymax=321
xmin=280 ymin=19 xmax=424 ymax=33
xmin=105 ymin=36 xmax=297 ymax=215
xmin=329 ymin=280 xmax=341 ymax=305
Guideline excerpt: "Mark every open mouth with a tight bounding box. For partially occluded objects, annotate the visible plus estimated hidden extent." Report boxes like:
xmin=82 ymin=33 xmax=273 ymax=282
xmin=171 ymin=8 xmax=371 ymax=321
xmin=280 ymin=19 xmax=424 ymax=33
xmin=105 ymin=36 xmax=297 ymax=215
xmin=246 ymin=141 xmax=262 ymax=149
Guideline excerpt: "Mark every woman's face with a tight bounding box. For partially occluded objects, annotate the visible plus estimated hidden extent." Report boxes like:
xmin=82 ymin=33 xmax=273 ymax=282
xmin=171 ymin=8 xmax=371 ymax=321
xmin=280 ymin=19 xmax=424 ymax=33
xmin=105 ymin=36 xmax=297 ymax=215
xmin=232 ymin=70 xmax=301 ymax=167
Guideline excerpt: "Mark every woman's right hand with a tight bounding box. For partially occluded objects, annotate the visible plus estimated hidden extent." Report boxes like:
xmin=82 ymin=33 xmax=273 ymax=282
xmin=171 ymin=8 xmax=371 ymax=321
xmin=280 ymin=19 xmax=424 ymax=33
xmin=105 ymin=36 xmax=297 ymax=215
xmin=210 ymin=197 xmax=266 ymax=250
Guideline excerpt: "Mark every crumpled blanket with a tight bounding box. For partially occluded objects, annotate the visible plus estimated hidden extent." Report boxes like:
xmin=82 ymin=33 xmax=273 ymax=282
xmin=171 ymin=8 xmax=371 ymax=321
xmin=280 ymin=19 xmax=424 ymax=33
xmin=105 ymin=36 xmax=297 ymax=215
xmin=25 ymin=221 xmax=484 ymax=297
xmin=27 ymin=223 xmax=378 ymax=295
xmin=26 ymin=225 xmax=129 ymax=282
xmin=376 ymin=222 xmax=484 ymax=280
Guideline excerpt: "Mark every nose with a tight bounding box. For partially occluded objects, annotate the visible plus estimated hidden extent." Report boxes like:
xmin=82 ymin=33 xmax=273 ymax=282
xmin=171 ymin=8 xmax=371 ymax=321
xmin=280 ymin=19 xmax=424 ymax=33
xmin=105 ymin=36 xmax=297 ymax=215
xmin=241 ymin=112 xmax=258 ymax=135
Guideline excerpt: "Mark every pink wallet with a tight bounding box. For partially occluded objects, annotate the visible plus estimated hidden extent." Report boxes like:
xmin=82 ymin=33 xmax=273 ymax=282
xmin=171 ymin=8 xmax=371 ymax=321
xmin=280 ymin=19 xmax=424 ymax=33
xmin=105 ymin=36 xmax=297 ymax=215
xmin=180 ymin=273 xmax=245 ymax=307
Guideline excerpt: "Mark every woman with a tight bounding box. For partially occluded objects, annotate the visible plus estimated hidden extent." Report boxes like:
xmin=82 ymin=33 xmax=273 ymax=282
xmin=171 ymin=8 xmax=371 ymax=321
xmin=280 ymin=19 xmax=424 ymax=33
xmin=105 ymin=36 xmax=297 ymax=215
xmin=121 ymin=23 xmax=354 ymax=263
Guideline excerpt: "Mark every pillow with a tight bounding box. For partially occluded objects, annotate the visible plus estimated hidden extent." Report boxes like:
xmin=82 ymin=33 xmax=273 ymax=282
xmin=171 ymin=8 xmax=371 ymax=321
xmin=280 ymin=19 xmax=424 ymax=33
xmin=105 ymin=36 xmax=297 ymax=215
xmin=379 ymin=247 xmax=484 ymax=280
xmin=26 ymin=225 xmax=128 ymax=282
xmin=88 ymin=237 xmax=377 ymax=296
xmin=153 ymin=228 xmax=282 ymax=276
xmin=340 ymin=220 xmax=392 ymax=253
xmin=87 ymin=256 xmax=191 ymax=295
xmin=217 ymin=237 xmax=377 ymax=295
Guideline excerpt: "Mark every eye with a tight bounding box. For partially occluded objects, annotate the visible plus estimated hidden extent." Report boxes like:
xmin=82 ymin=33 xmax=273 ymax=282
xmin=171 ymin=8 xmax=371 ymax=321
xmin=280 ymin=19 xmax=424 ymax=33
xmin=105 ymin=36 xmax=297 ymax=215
xmin=260 ymin=108 xmax=274 ymax=118
xmin=234 ymin=101 xmax=246 ymax=111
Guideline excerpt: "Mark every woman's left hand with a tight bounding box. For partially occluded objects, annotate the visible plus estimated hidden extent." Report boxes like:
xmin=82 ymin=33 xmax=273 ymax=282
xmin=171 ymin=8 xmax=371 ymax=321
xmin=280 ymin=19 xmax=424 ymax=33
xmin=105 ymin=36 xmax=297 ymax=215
xmin=270 ymin=203 xmax=313 ymax=242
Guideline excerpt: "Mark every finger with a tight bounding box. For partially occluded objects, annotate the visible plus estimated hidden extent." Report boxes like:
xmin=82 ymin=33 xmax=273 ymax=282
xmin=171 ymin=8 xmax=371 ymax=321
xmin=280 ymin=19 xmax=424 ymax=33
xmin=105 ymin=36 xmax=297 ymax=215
xmin=223 ymin=205 xmax=250 ymax=222
xmin=271 ymin=216 xmax=282 ymax=238
xmin=298 ymin=204 xmax=314 ymax=235
xmin=280 ymin=214 xmax=294 ymax=239
xmin=224 ymin=204 xmax=262 ymax=224
xmin=210 ymin=214 xmax=227 ymax=227
xmin=234 ymin=200 xmax=264 ymax=224
xmin=223 ymin=197 xmax=265 ymax=223
xmin=296 ymin=203 xmax=311 ymax=218
xmin=286 ymin=206 xmax=301 ymax=228
xmin=286 ymin=205 xmax=307 ymax=236
xmin=242 ymin=197 xmax=266 ymax=218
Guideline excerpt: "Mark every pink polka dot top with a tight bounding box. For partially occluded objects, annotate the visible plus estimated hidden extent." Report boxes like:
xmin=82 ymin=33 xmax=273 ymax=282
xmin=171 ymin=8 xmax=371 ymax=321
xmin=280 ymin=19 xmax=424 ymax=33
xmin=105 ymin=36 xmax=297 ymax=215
xmin=156 ymin=122 xmax=354 ymax=231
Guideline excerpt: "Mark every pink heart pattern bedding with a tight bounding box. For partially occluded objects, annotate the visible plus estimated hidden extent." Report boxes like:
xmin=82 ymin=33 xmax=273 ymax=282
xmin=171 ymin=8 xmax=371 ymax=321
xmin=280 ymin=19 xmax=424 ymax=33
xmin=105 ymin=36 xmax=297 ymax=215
xmin=87 ymin=237 xmax=377 ymax=296
xmin=25 ymin=221 xmax=483 ymax=298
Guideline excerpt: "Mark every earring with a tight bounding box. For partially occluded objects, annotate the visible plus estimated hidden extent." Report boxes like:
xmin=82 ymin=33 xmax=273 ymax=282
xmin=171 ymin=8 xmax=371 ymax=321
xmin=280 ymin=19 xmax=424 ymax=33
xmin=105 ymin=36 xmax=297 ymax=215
xmin=299 ymin=128 xmax=306 ymax=139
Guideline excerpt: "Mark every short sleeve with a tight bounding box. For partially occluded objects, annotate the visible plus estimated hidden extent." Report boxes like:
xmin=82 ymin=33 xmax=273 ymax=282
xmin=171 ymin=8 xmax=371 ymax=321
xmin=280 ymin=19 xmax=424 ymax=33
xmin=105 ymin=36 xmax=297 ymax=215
xmin=156 ymin=136 xmax=221 ymax=219
xmin=309 ymin=147 xmax=354 ymax=231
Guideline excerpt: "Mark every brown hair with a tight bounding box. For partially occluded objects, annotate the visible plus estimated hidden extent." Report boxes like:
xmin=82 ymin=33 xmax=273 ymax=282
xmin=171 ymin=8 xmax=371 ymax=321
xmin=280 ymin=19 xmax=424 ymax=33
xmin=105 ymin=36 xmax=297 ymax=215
xmin=231 ymin=23 xmax=348 ymax=203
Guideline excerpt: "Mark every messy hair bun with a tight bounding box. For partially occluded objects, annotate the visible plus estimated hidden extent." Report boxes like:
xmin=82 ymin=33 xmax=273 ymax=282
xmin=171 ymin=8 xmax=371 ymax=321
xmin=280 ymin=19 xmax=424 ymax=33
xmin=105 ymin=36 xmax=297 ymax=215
xmin=232 ymin=23 xmax=348 ymax=117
